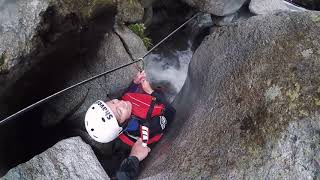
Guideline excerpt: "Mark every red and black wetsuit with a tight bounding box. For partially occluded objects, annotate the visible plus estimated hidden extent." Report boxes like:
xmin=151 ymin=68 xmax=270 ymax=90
xmin=107 ymin=82 xmax=175 ymax=179
xmin=119 ymin=82 xmax=176 ymax=147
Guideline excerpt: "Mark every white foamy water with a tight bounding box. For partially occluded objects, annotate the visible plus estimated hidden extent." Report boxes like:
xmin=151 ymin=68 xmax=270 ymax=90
xmin=145 ymin=40 xmax=193 ymax=101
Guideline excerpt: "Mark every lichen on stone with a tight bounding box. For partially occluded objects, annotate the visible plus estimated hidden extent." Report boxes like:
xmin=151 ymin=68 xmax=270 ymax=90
xmin=301 ymin=48 xmax=313 ymax=58
xmin=265 ymin=84 xmax=282 ymax=102
xmin=317 ymin=86 xmax=320 ymax=94
xmin=299 ymin=109 xmax=309 ymax=116
xmin=310 ymin=14 xmax=320 ymax=23
xmin=286 ymin=82 xmax=300 ymax=102
xmin=116 ymin=0 xmax=144 ymax=23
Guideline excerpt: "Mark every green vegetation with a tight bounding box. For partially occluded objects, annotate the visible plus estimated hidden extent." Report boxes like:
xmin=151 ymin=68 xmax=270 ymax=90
xmin=128 ymin=23 xmax=153 ymax=49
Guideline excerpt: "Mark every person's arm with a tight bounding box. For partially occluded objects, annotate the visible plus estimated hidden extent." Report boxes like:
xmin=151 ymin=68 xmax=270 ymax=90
xmin=116 ymin=138 xmax=151 ymax=180
xmin=126 ymin=71 xmax=146 ymax=93
xmin=116 ymin=156 xmax=140 ymax=180
xmin=126 ymin=82 xmax=141 ymax=93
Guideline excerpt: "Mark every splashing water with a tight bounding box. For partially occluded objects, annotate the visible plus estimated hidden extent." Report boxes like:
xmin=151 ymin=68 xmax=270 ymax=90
xmin=145 ymin=40 xmax=193 ymax=102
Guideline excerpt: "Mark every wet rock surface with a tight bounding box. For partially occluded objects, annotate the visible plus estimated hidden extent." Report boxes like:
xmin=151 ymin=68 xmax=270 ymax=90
xmin=249 ymin=0 xmax=289 ymax=14
xmin=140 ymin=11 xmax=320 ymax=179
xmin=182 ymin=0 xmax=247 ymax=16
xmin=3 ymin=137 xmax=110 ymax=179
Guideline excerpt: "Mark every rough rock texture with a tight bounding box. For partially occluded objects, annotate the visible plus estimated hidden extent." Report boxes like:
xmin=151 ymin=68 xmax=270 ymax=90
xmin=114 ymin=25 xmax=147 ymax=60
xmin=116 ymin=0 xmax=144 ymax=23
xmin=140 ymin=11 xmax=320 ymax=179
xmin=2 ymin=137 xmax=109 ymax=179
xmin=249 ymin=0 xmax=289 ymax=15
xmin=0 ymin=0 xmax=49 ymax=74
xmin=41 ymin=32 xmax=137 ymax=127
xmin=182 ymin=0 xmax=247 ymax=16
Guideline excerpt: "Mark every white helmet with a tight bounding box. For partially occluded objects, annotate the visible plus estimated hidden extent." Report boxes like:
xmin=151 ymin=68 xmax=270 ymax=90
xmin=84 ymin=100 xmax=122 ymax=143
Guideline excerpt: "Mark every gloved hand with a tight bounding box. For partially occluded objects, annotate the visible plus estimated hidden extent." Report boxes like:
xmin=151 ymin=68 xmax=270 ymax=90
xmin=129 ymin=138 xmax=151 ymax=161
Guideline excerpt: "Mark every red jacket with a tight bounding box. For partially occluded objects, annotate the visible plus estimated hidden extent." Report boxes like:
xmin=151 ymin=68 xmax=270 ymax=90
xmin=118 ymin=83 xmax=175 ymax=146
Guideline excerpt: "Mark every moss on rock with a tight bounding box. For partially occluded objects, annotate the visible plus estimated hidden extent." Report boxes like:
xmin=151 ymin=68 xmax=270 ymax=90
xmin=49 ymin=0 xmax=115 ymax=20
xmin=128 ymin=23 xmax=152 ymax=49
xmin=116 ymin=0 xmax=144 ymax=23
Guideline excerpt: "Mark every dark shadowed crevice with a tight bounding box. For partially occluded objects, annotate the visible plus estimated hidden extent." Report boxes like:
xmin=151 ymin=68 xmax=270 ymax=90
xmin=0 ymin=0 xmax=211 ymax=177
xmin=0 ymin=6 xmax=116 ymax=176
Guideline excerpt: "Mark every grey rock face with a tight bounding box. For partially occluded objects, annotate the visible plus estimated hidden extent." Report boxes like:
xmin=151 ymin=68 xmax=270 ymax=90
xmin=0 ymin=0 xmax=49 ymax=72
xmin=140 ymin=11 xmax=320 ymax=179
xmin=182 ymin=0 xmax=247 ymax=16
xmin=114 ymin=25 xmax=147 ymax=60
xmin=0 ymin=0 xmax=116 ymax=97
xmin=41 ymin=32 xmax=138 ymax=127
xmin=116 ymin=0 xmax=144 ymax=23
xmin=249 ymin=0 xmax=289 ymax=15
xmin=3 ymin=137 xmax=110 ymax=179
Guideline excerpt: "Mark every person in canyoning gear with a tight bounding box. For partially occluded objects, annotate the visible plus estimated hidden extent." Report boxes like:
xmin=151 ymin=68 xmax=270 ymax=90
xmin=84 ymin=71 xmax=176 ymax=179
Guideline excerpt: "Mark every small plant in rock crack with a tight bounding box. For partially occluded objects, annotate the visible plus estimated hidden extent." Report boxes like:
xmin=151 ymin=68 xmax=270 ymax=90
xmin=128 ymin=23 xmax=153 ymax=49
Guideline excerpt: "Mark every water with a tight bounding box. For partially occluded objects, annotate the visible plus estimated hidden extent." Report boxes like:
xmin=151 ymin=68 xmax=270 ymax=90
xmin=145 ymin=31 xmax=194 ymax=103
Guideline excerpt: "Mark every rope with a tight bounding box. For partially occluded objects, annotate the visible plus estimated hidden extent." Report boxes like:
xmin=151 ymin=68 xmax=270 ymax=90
xmin=0 ymin=13 xmax=199 ymax=125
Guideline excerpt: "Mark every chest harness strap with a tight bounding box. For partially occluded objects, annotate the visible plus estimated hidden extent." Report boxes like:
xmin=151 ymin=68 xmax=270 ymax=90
xmin=140 ymin=97 xmax=156 ymax=147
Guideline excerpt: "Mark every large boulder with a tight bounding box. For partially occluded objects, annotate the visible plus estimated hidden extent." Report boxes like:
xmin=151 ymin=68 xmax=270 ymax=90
xmin=0 ymin=0 xmax=116 ymax=95
xmin=249 ymin=0 xmax=289 ymax=15
xmin=182 ymin=0 xmax=247 ymax=16
xmin=0 ymin=0 xmax=50 ymax=86
xmin=3 ymin=137 xmax=110 ymax=179
xmin=0 ymin=0 xmax=142 ymax=126
xmin=140 ymin=11 xmax=320 ymax=179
